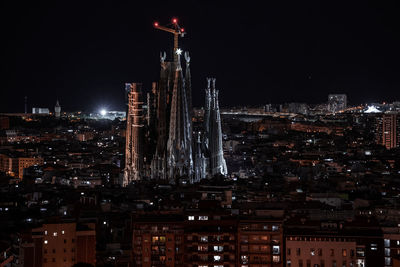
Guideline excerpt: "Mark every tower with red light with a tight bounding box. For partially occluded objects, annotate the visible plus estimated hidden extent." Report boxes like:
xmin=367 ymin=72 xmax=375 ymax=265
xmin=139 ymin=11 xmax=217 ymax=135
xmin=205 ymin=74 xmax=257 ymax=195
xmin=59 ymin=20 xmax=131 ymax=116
xmin=153 ymin=18 xmax=186 ymax=63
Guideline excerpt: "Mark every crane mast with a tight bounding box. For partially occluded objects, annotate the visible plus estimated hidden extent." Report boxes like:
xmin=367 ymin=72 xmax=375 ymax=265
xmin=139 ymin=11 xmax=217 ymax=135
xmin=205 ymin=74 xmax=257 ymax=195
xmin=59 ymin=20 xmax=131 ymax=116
xmin=153 ymin=18 xmax=186 ymax=63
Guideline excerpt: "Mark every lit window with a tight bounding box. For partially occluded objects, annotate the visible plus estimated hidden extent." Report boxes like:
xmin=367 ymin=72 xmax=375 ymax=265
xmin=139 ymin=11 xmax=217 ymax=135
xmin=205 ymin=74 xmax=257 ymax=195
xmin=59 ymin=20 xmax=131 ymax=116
xmin=53 ymin=232 xmax=57 ymax=237
xmin=273 ymin=255 xmax=280 ymax=263
xmin=310 ymin=248 xmax=315 ymax=256
xmin=200 ymin=236 xmax=208 ymax=242
xmin=241 ymin=255 xmax=249 ymax=264
xmin=199 ymin=216 xmax=208 ymax=220
xmin=273 ymin=245 xmax=280 ymax=254
xmin=61 ymin=230 xmax=65 ymax=234
xmin=188 ymin=216 xmax=195 ymax=221
xmin=272 ymin=225 xmax=279 ymax=231
xmin=384 ymin=239 xmax=390 ymax=247
xmin=44 ymin=240 xmax=48 ymax=244
xmin=214 ymin=246 xmax=223 ymax=252
xmin=371 ymin=244 xmax=378 ymax=251
xmin=198 ymin=245 xmax=208 ymax=252
xmin=385 ymin=248 xmax=390 ymax=257
xmin=213 ymin=255 xmax=221 ymax=261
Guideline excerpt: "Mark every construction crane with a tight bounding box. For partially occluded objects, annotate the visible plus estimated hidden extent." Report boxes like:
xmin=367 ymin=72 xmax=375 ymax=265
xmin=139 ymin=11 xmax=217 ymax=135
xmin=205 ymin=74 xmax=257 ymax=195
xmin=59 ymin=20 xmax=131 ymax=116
xmin=153 ymin=18 xmax=186 ymax=63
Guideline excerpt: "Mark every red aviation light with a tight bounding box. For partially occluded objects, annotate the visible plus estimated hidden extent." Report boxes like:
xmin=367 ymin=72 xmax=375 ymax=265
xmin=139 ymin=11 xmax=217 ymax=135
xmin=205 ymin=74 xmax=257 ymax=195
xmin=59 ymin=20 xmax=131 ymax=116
xmin=172 ymin=18 xmax=178 ymax=24
xmin=180 ymin=28 xmax=184 ymax=32
xmin=154 ymin=22 xmax=159 ymax=27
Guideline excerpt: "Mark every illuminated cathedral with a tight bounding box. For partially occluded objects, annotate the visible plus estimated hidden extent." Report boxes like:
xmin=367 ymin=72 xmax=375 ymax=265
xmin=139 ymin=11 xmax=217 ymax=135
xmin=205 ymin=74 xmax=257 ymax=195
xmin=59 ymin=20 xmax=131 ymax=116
xmin=124 ymin=19 xmax=227 ymax=185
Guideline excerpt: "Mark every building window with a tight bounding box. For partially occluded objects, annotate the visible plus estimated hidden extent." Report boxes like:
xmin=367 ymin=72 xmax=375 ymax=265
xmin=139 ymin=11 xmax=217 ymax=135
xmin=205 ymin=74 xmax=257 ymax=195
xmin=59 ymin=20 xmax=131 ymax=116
xmin=384 ymin=239 xmax=390 ymax=247
xmin=72 ymin=239 xmax=75 ymax=243
xmin=296 ymin=248 xmax=301 ymax=256
xmin=385 ymin=257 xmax=391 ymax=266
xmin=44 ymin=231 xmax=48 ymax=235
xmin=214 ymin=246 xmax=223 ymax=252
xmin=198 ymin=245 xmax=208 ymax=252
xmin=299 ymin=259 xmax=303 ymax=267
xmin=53 ymin=232 xmax=57 ymax=237
xmin=342 ymin=249 xmax=347 ymax=257
xmin=188 ymin=216 xmax=195 ymax=221
xmin=61 ymin=230 xmax=65 ymax=234
xmin=199 ymin=216 xmax=208 ymax=220
xmin=287 ymin=260 xmax=291 ymax=267
xmin=44 ymin=258 xmax=47 ymax=263
xmin=332 ymin=260 xmax=336 ymax=267
xmin=356 ymin=248 xmax=365 ymax=257
xmin=44 ymin=249 xmax=47 ymax=254
xmin=201 ymin=236 xmax=208 ymax=242
xmin=371 ymin=244 xmax=378 ymax=251
xmin=64 ymin=239 xmax=67 ymax=244
xmin=273 ymin=255 xmax=280 ymax=263
xmin=310 ymin=248 xmax=315 ymax=256
xmin=288 ymin=248 xmax=291 ymax=255
xmin=52 ymin=249 xmax=56 ymax=253
xmin=385 ymin=248 xmax=390 ymax=257
xmin=213 ymin=255 xmax=221 ymax=261
xmin=272 ymin=225 xmax=279 ymax=231
xmin=52 ymin=258 xmax=56 ymax=262
xmin=241 ymin=255 xmax=248 ymax=264
xmin=273 ymin=245 xmax=280 ymax=254
xmin=330 ymin=249 xmax=335 ymax=256
xmin=44 ymin=240 xmax=48 ymax=244
xmin=318 ymin=248 xmax=323 ymax=256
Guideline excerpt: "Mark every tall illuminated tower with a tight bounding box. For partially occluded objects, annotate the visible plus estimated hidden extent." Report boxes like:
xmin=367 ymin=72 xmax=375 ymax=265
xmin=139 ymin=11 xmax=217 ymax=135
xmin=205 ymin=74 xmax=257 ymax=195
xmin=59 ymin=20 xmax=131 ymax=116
xmin=208 ymin=78 xmax=228 ymax=176
xmin=124 ymin=83 xmax=144 ymax=185
xmin=54 ymin=100 xmax=61 ymax=118
xmin=166 ymin=49 xmax=193 ymax=181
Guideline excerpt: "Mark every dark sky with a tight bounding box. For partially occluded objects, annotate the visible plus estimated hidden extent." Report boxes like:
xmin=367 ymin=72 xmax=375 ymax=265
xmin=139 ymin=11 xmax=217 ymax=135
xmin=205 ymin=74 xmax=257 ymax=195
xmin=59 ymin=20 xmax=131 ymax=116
xmin=2 ymin=1 xmax=400 ymax=112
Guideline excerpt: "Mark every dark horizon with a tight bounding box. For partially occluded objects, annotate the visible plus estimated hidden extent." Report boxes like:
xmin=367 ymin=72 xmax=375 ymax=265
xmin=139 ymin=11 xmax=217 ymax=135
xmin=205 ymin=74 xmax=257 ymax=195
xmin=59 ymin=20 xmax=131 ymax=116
xmin=3 ymin=1 xmax=400 ymax=113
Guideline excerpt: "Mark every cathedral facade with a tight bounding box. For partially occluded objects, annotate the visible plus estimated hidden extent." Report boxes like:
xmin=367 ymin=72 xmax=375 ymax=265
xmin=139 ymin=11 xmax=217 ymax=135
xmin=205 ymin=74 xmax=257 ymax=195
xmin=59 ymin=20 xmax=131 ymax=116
xmin=124 ymin=49 xmax=227 ymax=185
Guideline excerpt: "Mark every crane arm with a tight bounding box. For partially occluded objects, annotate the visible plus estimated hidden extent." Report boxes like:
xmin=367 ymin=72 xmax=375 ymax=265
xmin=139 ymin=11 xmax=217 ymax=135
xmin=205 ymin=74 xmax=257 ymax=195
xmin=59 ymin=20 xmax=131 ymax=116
xmin=154 ymin=25 xmax=179 ymax=35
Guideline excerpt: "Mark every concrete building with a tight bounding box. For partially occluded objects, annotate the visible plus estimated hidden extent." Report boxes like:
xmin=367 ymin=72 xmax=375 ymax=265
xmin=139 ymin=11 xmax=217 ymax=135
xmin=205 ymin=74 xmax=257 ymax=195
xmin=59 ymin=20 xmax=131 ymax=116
xmin=32 ymin=108 xmax=50 ymax=115
xmin=0 ymin=154 xmax=43 ymax=179
xmin=376 ymin=113 xmax=399 ymax=149
xmin=19 ymin=222 xmax=96 ymax=267
xmin=328 ymin=94 xmax=347 ymax=113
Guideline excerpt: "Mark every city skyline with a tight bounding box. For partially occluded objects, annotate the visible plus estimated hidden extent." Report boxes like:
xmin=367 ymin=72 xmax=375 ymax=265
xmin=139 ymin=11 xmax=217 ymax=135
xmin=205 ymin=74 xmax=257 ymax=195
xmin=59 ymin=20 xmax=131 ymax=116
xmin=3 ymin=1 xmax=400 ymax=113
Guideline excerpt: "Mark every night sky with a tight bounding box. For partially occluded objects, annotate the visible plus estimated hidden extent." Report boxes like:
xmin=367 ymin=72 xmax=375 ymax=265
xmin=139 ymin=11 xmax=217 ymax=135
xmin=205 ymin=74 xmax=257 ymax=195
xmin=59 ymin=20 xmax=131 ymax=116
xmin=2 ymin=1 xmax=400 ymax=113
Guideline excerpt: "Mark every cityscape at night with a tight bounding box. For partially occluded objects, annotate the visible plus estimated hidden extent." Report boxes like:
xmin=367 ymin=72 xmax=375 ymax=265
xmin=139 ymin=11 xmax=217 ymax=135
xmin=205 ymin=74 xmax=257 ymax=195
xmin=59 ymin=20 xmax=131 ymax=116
xmin=2 ymin=1 xmax=400 ymax=267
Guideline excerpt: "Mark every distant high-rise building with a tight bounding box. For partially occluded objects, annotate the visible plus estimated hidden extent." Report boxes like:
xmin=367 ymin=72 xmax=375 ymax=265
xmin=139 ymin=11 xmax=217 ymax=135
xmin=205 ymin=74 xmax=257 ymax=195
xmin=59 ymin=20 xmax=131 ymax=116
xmin=32 ymin=108 xmax=50 ymax=114
xmin=376 ymin=113 xmax=400 ymax=149
xmin=124 ymin=83 xmax=144 ymax=185
xmin=54 ymin=100 xmax=61 ymax=118
xmin=328 ymin=94 xmax=347 ymax=113
xmin=24 ymin=96 xmax=28 ymax=114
